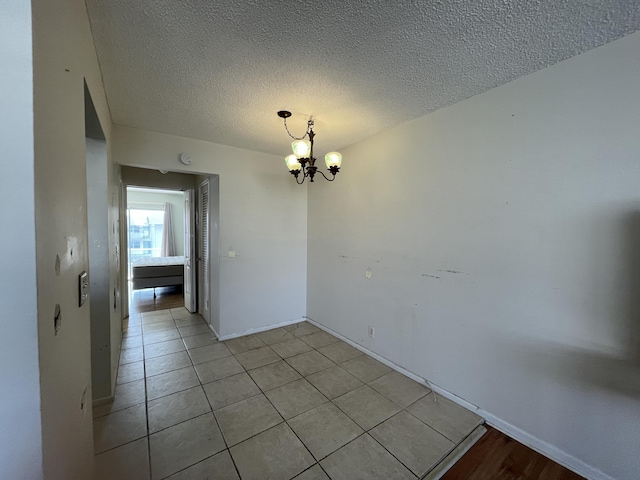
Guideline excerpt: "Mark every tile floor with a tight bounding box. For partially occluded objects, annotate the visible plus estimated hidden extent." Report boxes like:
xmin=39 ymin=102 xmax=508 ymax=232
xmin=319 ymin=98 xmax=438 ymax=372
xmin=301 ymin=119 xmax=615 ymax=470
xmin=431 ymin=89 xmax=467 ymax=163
xmin=93 ymin=308 xmax=483 ymax=480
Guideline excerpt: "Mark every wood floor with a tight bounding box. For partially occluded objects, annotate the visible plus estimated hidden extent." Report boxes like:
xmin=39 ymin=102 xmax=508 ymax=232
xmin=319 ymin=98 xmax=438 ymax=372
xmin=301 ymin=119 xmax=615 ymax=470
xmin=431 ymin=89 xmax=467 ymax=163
xmin=129 ymin=286 xmax=185 ymax=314
xmin=126 ymin=291 xmax=584 ymax=480
xmin=442 ymin=426 xmax=584 ymax=480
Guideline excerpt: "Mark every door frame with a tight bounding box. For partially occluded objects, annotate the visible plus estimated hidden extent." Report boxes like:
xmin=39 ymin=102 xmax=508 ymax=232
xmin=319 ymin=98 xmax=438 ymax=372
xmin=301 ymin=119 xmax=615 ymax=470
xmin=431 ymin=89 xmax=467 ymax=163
xmin=183 ymin=188 xmax=197 ymax=312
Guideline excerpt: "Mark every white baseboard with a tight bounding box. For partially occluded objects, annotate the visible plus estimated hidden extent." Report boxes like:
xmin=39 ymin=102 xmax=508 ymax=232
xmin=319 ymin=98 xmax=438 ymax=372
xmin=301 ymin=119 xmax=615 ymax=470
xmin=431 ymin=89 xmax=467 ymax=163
xmin=216 ymin=317 xmax=306 ymax=341
xmin=92 ymin=394 xmax=114 ymax=408
xmin=305 ymin=317 xmax=614 ymax=480
xmin=94 ymin=340 xmax=121 ymax=409
xmin=480 ymin=412 xmax=615 ymax=480
xmin=209 ymin=323 xmax=220 ymax=339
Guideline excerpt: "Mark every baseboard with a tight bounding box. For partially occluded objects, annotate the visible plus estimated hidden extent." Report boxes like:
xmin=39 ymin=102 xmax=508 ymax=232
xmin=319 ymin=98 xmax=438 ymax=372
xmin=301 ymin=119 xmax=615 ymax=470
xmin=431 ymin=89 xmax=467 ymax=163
xmin=480 ymin=412 xmax=614 ymax=480
xmin=92 ymin=394 xmax=114 ymax=408
xmin=94 ymin=339 xmax=121 ymax=409
xmin=209 ymin=323 xmax=220 ymax=339
xmin=110 ymin=342 xmax=121 ymax=398
xmin=216 ymin=317 xmax=306 ymax=341
xmin=305 ymin=317 xmax=613 ymax=480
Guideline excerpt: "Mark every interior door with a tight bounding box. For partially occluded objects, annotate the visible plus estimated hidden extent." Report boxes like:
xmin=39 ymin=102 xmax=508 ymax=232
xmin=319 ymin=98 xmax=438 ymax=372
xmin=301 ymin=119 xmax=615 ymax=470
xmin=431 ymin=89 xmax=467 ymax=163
xmin=183 ymin=188 xmax=196 ymax=312
xmin=197 ymin=179 xmax=210 ymax=324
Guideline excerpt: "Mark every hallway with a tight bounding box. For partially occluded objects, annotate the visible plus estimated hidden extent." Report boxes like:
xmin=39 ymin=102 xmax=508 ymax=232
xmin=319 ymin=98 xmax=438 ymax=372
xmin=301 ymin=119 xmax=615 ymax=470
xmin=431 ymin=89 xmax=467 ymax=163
xmin=93 ymin=309 xmax=484 ymax=479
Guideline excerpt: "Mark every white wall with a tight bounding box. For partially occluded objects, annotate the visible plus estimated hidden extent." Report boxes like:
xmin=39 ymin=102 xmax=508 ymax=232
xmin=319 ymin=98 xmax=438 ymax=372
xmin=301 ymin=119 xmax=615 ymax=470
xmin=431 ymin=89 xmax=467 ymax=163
xmin=108 ymin=162 xmax=123 ymax=405
xmin=32 ymin=0 xmax=114 ymax=477
xmin=0 ymin=1 xmax=43 ymax=479
xmin=307 ymin=31 xmax=640 ymax=480
xmin=86 ymin=138 xmax=115 ymax=402
xmin=113 ymin=126 xmax=307 ymax=337
xmin=127 ymin=188 xmax=186 ymax=256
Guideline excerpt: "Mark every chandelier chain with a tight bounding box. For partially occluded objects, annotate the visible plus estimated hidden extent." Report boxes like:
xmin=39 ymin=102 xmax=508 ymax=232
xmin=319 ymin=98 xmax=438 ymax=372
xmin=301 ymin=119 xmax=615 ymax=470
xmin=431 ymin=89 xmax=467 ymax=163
xmin=282 ymin=117 xmax=311 ymax=141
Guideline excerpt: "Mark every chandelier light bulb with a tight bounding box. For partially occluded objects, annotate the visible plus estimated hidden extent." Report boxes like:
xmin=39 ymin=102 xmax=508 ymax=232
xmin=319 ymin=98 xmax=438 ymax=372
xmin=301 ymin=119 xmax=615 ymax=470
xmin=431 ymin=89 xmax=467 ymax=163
xmin=325 ymin=151 xmax=342 ymax=169
xmin=291 ymin=140 xmax=311 ymax=158
xmin=285 ymin=154 xmax=302 ymax=172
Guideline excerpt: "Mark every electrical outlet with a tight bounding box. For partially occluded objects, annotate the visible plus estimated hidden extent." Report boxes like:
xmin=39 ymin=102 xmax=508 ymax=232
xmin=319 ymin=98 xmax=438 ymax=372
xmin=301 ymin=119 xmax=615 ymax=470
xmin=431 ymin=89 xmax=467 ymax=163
xmin=368 ymin=326 xmax=375 ymax=338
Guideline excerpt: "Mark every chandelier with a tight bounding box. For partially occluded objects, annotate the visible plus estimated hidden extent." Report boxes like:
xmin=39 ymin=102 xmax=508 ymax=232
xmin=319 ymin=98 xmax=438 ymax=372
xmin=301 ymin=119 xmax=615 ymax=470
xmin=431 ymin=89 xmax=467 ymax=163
xmin=277 ymin=111 xmax=342 ymax=183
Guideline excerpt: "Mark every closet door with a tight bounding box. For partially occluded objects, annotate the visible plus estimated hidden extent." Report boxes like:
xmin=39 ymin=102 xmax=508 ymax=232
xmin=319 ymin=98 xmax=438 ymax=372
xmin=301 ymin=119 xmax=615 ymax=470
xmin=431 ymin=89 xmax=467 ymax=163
xmin=197 ymin=179 xmax=210 ymax=324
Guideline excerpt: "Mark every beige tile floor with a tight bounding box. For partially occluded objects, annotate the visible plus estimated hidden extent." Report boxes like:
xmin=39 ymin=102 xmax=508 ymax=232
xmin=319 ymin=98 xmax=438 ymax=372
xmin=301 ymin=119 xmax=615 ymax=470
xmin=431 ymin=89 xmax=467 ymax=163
xmin=93 ymin=308 xmax=483 ymax=480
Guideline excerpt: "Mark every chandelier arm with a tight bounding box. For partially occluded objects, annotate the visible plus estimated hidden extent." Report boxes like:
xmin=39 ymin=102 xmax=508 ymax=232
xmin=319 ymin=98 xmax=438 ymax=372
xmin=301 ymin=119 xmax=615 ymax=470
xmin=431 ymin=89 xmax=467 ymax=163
xmin=282 ymin=117 xmax=309 ymax=140
xmin=317 ymin=170 xmax=336 ymax=182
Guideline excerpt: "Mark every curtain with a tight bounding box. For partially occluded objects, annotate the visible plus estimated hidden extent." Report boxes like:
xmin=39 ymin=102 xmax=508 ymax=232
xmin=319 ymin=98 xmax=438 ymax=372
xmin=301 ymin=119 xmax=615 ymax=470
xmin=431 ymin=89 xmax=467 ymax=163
xmin=160 ymin=202 xmax=176 ymax=256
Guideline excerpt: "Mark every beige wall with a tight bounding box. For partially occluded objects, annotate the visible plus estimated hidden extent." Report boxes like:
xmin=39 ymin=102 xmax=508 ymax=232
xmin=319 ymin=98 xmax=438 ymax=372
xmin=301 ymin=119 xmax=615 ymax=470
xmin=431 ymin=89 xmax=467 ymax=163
xmin=32 ymin=0 xmax=114 ymax=477
xmin=18 ymin=2 xmax=639 ymax=479
xmin=307 ymin=31 xmax=640 ymax=480
xmin=113 ymin=126 xmax=308 ymax=337
xmin=0 ymin=1 xmax=43 ymax=478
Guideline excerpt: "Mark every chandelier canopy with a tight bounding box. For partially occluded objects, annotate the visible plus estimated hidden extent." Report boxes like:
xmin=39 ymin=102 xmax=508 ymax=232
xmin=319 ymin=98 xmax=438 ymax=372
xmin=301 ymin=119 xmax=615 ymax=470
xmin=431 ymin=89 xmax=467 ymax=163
xmin=277 ymin=111 xmax=342 ymax=184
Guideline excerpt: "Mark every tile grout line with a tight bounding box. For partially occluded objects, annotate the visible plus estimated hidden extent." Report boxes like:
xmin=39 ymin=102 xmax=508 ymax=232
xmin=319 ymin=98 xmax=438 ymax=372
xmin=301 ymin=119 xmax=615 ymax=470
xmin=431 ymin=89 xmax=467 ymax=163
xmin=150 ymin=311 xmax=213 ymax=479
xmin=142 ymin=312 xmax=164 ymax=479
xmin=256 ymin=369 xmax=320 ymax=479
xmin=189 ymin=317 xmax=244 ymax=479
xmin=192 ymin=329 xmax=245 ymax=480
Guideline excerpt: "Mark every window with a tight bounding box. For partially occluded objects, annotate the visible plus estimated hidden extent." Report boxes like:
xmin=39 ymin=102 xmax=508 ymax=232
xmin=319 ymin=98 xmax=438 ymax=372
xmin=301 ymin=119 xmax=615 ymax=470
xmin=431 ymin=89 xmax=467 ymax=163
xmin=127 ymin=207 xmax=164 ymax=265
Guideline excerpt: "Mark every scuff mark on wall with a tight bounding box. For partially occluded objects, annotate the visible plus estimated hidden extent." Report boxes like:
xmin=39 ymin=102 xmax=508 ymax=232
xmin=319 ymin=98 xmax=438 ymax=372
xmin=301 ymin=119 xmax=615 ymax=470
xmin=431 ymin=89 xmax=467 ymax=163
xmin=338 ymin=255 xmax=381 ymax=263
xmin=438 ymin=269 xmax=470 ymax=275
xmin=422 ymin=274 xmax=441 ymax=279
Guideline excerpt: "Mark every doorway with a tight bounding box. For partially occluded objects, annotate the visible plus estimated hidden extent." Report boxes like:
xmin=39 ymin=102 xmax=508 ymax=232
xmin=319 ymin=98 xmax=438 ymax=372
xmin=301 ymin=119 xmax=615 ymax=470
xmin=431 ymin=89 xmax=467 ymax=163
xmin=126 ymin=186 xmax=186 ymax=314
xmin=118 ymin=167 xmax=220 ymax=330
xmin=85 ymin=82 xmax=121 ymax=404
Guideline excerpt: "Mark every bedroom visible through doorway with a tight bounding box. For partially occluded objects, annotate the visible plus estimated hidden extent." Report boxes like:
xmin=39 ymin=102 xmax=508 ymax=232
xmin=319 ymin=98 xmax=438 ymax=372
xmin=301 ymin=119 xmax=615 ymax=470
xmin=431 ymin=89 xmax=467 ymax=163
xmin=126 ymin=187 xmax=186 ymax=313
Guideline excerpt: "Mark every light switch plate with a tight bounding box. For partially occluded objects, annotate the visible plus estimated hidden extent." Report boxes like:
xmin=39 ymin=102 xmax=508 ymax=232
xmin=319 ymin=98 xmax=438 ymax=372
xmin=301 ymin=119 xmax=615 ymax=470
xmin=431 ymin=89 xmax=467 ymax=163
xmin=79 ymin=271 xmax=89 ymax=306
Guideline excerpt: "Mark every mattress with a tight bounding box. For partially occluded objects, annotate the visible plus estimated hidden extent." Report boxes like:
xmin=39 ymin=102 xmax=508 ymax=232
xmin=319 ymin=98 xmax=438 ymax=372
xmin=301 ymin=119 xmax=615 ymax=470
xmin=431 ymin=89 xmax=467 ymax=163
xmin=132 ymin=256 xmax=185 ymax=278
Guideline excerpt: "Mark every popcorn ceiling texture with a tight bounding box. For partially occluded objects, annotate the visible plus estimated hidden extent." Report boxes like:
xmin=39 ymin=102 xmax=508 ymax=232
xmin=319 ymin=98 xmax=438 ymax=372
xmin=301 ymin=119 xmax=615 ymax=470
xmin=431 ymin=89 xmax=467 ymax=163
xmin=86 ymin=0 xmax=639 ymax=155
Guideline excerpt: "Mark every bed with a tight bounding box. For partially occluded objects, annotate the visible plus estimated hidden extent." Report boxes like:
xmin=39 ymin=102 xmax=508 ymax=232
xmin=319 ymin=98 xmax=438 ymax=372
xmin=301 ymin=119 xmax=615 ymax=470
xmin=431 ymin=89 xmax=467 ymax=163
xmin=131 ymin=256 xmax=185 ymax=294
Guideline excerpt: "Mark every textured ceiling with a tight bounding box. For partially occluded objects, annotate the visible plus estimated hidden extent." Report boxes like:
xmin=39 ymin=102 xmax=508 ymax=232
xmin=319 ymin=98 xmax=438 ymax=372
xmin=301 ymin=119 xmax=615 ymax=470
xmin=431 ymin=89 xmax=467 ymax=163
xmin=86 ymin=0 xmax=639 ymax=157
